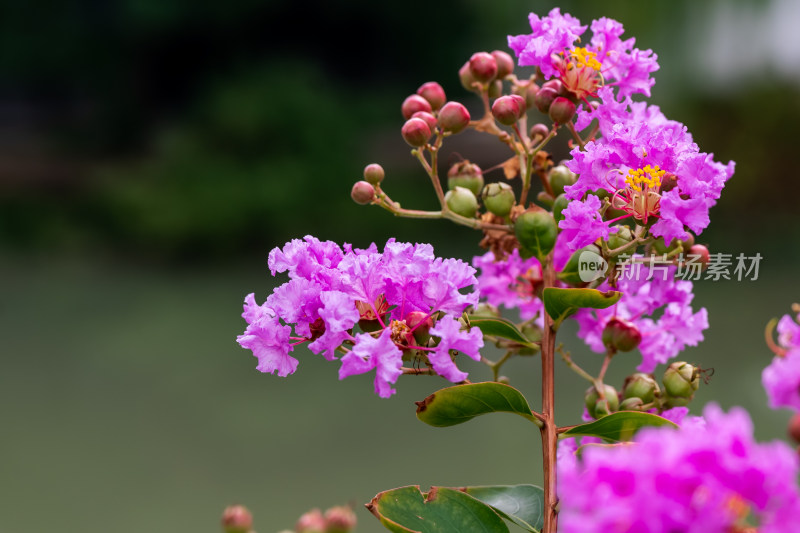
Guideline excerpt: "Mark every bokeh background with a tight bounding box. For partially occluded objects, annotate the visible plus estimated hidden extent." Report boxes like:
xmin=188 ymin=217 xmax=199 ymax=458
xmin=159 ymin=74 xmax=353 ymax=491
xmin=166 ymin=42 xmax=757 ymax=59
xmin=2 ymin=0 xmax=800 ymax=531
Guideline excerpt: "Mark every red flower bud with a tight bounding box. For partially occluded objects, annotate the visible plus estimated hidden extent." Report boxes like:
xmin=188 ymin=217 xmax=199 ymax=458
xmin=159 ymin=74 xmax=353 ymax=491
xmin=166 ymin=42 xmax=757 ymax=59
xmin=688 ymin=244 xmax=710 ymax=270
xmin=549 ymin=96 xmax=576 ymax=124
xmin=411 ymin=111 xmax=438 ymax=132
xmin=602 ymin=317 xmax=642 ymax=353
xmin=469 ymin=52 xmax=498 ymax=83
xmin=324 ymin=505 xmax=358 ymax=533
xmin=542 ymin=79 xmax=564 ymax=95
xmin=459 ymin=61 xmax=478 ymax=92
xmin=529 ymin=123 xmax=550 ymax=143
xmin=401 ymin=94 xmax=432 ymax=120
xmin=401 ymin=117 xmax=432 ymax=146
xmin=513 ymin=80 xmax=540 ymax=109
xmin=789 ymin=413 xmax=800 ymax=444
xmin=534 ymin=87 xmax=558 ymax=114
xmin=296 ymin=508 xmax=326 ymax=533
xmin=416 ymin=81 xmax=446 ymax=110
xmin=363 ymin=163 xmax=385 ymax=185
xmin=492 ymin=95 xmax=522 ymax=125
xmin=492 ymin=50 xmax=515 ymax=79
xmin=438 ymin=101 xmax=470 ymax=134
xmin=405 ymin=310 xmax=433 ymax=345
xmin=351 ymin=181 xmax=375 ymax=205
xmin=222 ymin=505 xmax=253 ymax=533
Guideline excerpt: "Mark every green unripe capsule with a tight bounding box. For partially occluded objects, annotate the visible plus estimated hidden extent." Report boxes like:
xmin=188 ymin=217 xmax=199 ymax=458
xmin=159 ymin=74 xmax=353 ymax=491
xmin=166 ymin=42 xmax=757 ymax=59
xmin=585 ymin=384 xmax=619 ymax=419
xmin=622 ymin=373 xmax=661 ymax=404
xmin=663 ymin=361 xmax=700 ymax=407
xmin=482 ymin=182 xmax=516 ymax=217
xmin=515 ymin=210 xmax=558 ymax=260
xmin=607 ymin=225 xmax=633 ymax=250
xmin=447 ymin=161 xmax=484 ymax=196
xmin=445 ymin=186 xmax=478 ymax=218
xmin=552 ymin=193 xmax=569 ymax=223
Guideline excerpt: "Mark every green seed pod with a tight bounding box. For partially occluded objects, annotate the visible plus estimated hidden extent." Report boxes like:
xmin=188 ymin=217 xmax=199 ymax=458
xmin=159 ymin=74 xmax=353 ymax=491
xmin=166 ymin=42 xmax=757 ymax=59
xmin=447 ymin=161 xmax=484 ymax=196
xmin=585 ymin=384 xmax=619 ymax=419
xmin=515 ymin=210 xmax=558 ymax=261
xmin=482 ymin=182 xmax=516 ymax=217
xmin=548 ymin=165 xmax=577 ymax=196
xmin=663 ymin=361 xmax=700 ymax=407
xmin=622 ymin=373 xmax=661 ymax=404
xmin=445 ymin=186 xmax=478 ymax=218
xmin=619 ymin=397 xmax=645 ymax=411
xmin=552 ymin=193 xmax=569 ymax=223
xmin=607 ymin=225 xmax=633 ymax=250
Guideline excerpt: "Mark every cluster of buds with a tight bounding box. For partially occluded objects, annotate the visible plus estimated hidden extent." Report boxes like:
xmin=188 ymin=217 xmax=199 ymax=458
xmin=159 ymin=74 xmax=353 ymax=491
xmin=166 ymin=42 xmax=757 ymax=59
xmin=292 ymin=506 xmax=357 ymax=533
xmin=584 ymin=362 xmax=704 ymax=419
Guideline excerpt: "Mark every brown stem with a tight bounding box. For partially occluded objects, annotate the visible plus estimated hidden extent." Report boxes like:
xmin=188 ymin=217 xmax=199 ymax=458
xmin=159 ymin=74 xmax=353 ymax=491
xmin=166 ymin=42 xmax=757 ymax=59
xmin=540 ymin=258 xmax=559 ymax=533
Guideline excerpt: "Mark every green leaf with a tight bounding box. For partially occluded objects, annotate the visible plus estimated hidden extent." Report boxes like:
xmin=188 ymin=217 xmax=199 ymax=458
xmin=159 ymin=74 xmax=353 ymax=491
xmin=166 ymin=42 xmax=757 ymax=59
xmin=562 ymin=411 xmax=678 ymax=443
xmin=415 ymin=382 xmax=539 ymax=427
xmin=542 ymin=287 xmax=621 ymax=328
xmin=464 ymin=485 xmax=544 ymax=532
xmin=367 ymin=486 xmax=509 ymax=533
xmin=466 ymin=315 xmax=536 ymax=348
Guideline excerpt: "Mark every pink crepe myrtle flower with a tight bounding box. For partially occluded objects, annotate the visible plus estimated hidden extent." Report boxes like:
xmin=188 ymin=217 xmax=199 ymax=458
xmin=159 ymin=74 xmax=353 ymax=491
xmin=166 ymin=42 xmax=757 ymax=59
xmin=573 ymin=264 xmax=708 ymax=373
xmin=558 ymin=194 xmax=616 ymax=251
xmin=238 ymin=236 xmax=483 ymax=397
xmin=472 ymin=248 xmax=543 ymax=321
xmin=558 ymin=404 xmax=800 ymax=533
xmin=762 ymin=310 xmax=800 ymax=412
xmin=508 ymin=10 xmax=658 ymax=101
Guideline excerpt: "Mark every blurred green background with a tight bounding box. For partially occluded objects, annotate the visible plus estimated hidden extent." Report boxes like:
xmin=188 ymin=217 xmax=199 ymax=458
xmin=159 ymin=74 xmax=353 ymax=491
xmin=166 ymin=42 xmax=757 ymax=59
xmin=2 ymin=0 xmax=799 ymax=531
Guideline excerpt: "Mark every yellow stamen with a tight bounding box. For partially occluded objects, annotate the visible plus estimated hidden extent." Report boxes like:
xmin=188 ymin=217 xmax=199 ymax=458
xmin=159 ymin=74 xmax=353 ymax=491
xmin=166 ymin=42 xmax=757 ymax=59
xmin=624 ymin=165 xmax=666 ymax=192
xmin=570 ymin=47 xmax=602 ymax=71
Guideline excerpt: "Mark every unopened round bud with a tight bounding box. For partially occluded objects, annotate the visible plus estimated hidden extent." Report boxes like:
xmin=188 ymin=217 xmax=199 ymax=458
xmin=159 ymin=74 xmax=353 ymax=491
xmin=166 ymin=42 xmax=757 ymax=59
xmin=445 ymin=186 xmax=479 ymax=218
xmin=688 ymin=244 xmax=710 ymax=270
xmin=659 ymin=172 xmax=679 ymax=193
xmin=492 ymin=50 xmax=515 ymax=79
xmin=222 ymin=505 xmax=253 ymax=533
xmin=482 ymin=182 xmax=516 ymax=217
xmin=515 ymin=210 xmax=558 ymax=260
xmin=401 ymin=117 xmax=432 ymax=147
xmin=411 ymin=111 xmax=438 ymax=132
xmin=324 ymin=505 xmax=358 ymax=533
xmin=607 ymin=225 xmax=633 ymax=250
xmin=447 ymin=161 xmax=484 ymax=196
xmin=416 ymin=81 xmax=446 ymax=110
xmin=548 ymin=164 xmax=577 ymax=196
xmin=492 ymin=95 xmax=522 ymax=125
xmin=529 ymin=123 xmax=549 ymax=143
xmin=405 ymin=310 xmax=433 ymax=345
xmin=789 ymin=413 xmax=800 ymax=444
xmin=542 ymin=79 xmax=564 ymax=95
xmin=622 ymin=373 xmax=661 ymax=404
xmin=663 ymin=362 xmax=700 ymax=407
xmin=469 ymin=52 xmax=498 ymax=83
xmin=438 ymin=101 xmax=471 ymax=134
xmin=552 ymin=194 xmax=568 ymax=223
xmin=351 ymin=181 xmax=375 ymax=205
xmin=602 ymin=317 xmax=642 ymax=353
xmin=363 ymin=163 xmax=385 ymax=185
xmin=549 ymin=96 xmax=576 ymax=124
xmin=459 ymin=61 xmax=478 ymax=92
xmin=585 ymin=384 xmax=619 ymax=419
xmin=652 ymin=236 xmax=680 ymax=255
xmin=487 ymin=80 xmax=503 ymax=99
xmin=513 ymin=81 xmax=540 ymax=109
xmin=536 ymin=190 xmax=554 ymax=208
xmin=296 ymin=508 xmax=326 ymax=533
xmin=619 ymin=397 xmax=645 ymax=411
xmin=680 ymin=233 xmax=696 ymax=250
xmin=401 ymin=94 xmax=433 ymax=120
xmin=534 ymin=87 xmax=558 ymax=114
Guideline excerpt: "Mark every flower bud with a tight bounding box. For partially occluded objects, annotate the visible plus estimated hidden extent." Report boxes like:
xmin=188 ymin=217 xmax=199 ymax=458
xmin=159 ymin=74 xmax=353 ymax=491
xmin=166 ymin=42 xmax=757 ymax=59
xmin=552 ymin=194 xmax=568 ymax=224
xmin=542 ymin=79 xmax=564 ymax=95
xmin=324 ymin=505 xmax=357 ymax=533
xmin=659 ymin=172 xmax=679 ymax=193
xmin=401 ymin=117 xmax=432 ymax=147
xmin=549 ymin=96 xmax=576 ymax=124
xmin=438 ymin=101 xmax=471 ymax=134
xmin=411 ymin=111 xmax=438 ymax=132
xmin=663 ymin=362 xmax=700 ymax=407
xmin=607 ymin=225 xmax=633 ymax=250
xmin=492 ymin=50 xmax=515 ymax=79
xmin=789 ymin=413 xmax=800 ymax=444
xmin=363 ymin=163 xmax=385 ymax=185
xmin=447 ymin=161 xmax=484 ymax=196
xmin=222 ymin=505 xmax=253 ymax=533
xmin=548 ymin=164 xmax=577 ymax=196
xmin=534 ymin=87 xmax=558 ymax=114
xmin=405 ymin=310 xmax=433 ymax=345
xmin=416 ymin=81 xmax=446 ymax=110
xmin=651 ymin=236 xmax=680 ymax=255
xmin=469 ymin=52 xmax=498 ymax=83
xmin=619 ymin=397 xmax=645 ymax=411
xmin=515 ymin=210 xmax=557 ymax=260
xmin=486 ymin=80 xmax=502 ymax=99
xmin=482 ymin=182 xmax=516 ymax=217
xmin=585 ymin=384 xmax=619 ymax=419
xmin=401 ymin=94 xmax=432 ymax=120
xmin=509 ymin=94 xmax=527 ymax=113
xmin=622 ymin=373 xmax=661 ymax=404
xmin=688 ymin=244 xmax=710 ymax=270
xmin=529 ymin=123 xmax=549 ymax=143
xmin=492 ymin=95 xmax=522 ymax=125
xmin=459 ymin=61 xmax=478 ymax=92
xmin=351 ymin=181 xmax=375 ymax=205
xmin=296 ymin=508 xmax=326 ymax=533
xmin=445 ymin=186 xmax=478 ymax=218
xmin=512 ymin=81 xmax=540 ymax=109
xmin=602 ymin=317 xmax=642 ymax=353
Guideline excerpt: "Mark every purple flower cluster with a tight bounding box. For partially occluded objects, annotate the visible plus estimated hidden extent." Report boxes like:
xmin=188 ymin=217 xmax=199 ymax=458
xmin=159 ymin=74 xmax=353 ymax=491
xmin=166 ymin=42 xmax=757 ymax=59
xmin=237 ymin=236 xmax=483 ymax=398
xmin=559 ymin=404 xmax=800 ymax=533
xmin=574 ymin=263 xmax=708 ymax=372
xmin=559 ymin=87 xmax=735 ymax=250
xmin=472 ymin=249 xmax=543 ymax=321
xmin=508 ymin=9 xmax=659 ymax=100
xmin=763 ymin=310 xmax=800 ymax=412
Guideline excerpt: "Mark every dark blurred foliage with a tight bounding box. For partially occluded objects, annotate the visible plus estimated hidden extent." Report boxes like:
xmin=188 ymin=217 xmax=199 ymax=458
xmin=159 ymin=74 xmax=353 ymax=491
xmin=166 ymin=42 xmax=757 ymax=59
xmin=0 ymin=0 xmax=798 ymax=261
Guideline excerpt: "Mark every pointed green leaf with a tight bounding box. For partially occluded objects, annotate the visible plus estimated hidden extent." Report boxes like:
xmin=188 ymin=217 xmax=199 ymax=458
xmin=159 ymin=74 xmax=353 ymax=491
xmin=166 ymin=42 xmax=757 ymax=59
xmin=464 ymin=485 xmax=544 ymax=532
xmin=467 ymin=315 xmax=536 ymax=348
xmin=416 ymin=382 xmax=540 ymax=427
xmin=562 ymin=411 xmax=678 ymax=443
xmin=367 ymin=486 xmax=509 ymax=533
xmin=542 ymin=287 xmax=621 ymax=328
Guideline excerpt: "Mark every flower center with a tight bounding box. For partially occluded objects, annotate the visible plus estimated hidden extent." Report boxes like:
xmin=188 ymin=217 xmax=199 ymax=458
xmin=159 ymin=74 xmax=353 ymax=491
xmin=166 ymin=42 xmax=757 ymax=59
xmin=612 ymin=165 xmax=666 ymax=224
xmin=569 ymin=47 xmax=602 ymax=71
xmin=625 ymin=164 xmax=665 ymax=192
xmin=389 ymin=319 xmax=414 ymax=348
